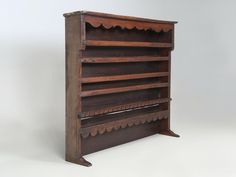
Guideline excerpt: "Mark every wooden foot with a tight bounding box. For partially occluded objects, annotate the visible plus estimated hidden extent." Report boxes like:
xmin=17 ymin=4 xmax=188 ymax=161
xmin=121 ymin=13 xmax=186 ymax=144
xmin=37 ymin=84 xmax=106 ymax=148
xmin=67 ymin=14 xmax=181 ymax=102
xmin=75 ymin=157 xmax=92 ymax=167
xmin=159 ymin=130 xmax=180 ymax=137
xmin=67 ymin=156 xmax=92 ymax=167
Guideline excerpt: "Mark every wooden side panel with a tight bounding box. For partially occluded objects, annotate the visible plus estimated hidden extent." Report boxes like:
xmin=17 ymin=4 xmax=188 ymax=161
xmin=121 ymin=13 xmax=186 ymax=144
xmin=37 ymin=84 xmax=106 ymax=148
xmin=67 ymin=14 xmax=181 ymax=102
xmin=65 ymin=15 xmax=82 ymax=162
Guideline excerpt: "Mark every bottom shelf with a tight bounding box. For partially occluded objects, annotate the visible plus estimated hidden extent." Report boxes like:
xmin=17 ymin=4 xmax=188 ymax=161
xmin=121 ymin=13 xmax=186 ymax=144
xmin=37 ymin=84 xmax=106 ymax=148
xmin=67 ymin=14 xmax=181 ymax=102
xmin=80 ymin=106 xmax=169 ymax=138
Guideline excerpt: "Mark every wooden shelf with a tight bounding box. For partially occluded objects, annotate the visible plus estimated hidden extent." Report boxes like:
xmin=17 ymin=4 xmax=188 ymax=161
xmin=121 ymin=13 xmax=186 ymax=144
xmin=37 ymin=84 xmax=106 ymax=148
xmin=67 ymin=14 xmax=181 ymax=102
xmin=85 ymin=40 xmax=172 ymax=48
xmin=81 ymin=72 xmax=169 ymax=83
xmin=79 ymin=98 xmax=171 ymax=117
xmin=81 ymin=56 xmax=169 ymax=63
xmin=81 ymin=82 xmax=168 ymax=97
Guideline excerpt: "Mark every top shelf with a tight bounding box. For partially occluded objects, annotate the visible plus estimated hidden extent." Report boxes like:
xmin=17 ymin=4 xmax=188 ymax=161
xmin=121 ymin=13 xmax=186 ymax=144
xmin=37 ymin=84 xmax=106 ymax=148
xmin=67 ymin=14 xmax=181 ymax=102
xmin=85 ymin=40 xmax=172 ymax=48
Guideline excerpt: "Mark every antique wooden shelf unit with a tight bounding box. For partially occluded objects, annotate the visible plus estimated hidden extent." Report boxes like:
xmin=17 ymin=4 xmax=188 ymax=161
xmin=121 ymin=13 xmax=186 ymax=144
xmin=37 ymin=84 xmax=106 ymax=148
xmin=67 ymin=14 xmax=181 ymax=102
xmin=64 ymin=11 xmax=179 ymax=167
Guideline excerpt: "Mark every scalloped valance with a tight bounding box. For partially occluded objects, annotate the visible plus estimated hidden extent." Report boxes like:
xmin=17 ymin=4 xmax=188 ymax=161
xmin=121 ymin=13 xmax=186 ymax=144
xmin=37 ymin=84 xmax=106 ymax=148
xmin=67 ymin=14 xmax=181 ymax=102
xmin=80 ymin=110 xmax=168 ymax=138
xmin=84 ymin=15 xmax=173 ymax=32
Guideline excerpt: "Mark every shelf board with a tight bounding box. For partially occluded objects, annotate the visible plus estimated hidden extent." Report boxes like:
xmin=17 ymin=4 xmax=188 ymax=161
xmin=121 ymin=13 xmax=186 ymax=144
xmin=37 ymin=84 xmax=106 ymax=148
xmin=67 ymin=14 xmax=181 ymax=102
xmin=81 ymin=56 xmax=169 ymax=63
xmin=81 ymin=82 xmax=168 ymax=97
xmin=85 ymin=40 xmax=172 ymax=48
xmin=81 ymin=72 xmax=169 ymax=83
xmin=79 ymin=98 xmax=171 ymax=118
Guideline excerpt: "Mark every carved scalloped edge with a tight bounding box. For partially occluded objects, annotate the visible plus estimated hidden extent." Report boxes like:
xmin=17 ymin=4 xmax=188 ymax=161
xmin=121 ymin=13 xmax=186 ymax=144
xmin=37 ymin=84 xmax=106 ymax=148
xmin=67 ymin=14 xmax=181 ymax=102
xmin=80 ymin=110 xmax=169 ymax=138
xmin=79 ymin=98 xmax=171 ymax=118
xmin=86 ymin=21 xmax=172 ymax=33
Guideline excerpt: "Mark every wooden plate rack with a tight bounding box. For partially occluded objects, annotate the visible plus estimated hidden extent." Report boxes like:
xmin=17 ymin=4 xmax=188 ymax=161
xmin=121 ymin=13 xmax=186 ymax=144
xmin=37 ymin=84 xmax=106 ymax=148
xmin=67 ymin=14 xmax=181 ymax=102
xmin=64 ymin=11 xmax=179 ymax=166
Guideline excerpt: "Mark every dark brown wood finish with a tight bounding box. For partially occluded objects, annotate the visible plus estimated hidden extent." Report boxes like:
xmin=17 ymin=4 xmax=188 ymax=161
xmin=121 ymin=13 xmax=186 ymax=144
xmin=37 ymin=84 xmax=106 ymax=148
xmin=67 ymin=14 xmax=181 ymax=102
xmin=64 ymin=11 xmax=179 ymax=167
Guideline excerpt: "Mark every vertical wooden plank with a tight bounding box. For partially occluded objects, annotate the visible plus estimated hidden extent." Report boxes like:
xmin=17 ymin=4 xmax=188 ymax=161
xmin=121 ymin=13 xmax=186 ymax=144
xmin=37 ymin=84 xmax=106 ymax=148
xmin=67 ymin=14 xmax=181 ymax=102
xmin=167 ymin=52 xmax=171 ymax=130
xmin=80 ymin=14 xmax=86 ymax=50
xmin=159 ymin=24 xmax=179 ymax=137
xmin=171 ymin=24 xmax=175 ymax=50
xmin=65 ymin=14 xmax=82 ymax=161
xmin=168 ymin=24 xmax=175 ymax=128
xmin=65 ymin=14 xmax=92 ymax=166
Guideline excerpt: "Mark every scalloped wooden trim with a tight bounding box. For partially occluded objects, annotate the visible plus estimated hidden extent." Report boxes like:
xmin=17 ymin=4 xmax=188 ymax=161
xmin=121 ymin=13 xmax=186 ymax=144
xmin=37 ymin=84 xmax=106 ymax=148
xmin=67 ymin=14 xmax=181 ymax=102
xmin=80 ymin=110 xmax=169 ymax=138
xmin=79 ymin=98 xmax=171 ymax=118
xmin=84 ymin=15 xmax=173 ymax=33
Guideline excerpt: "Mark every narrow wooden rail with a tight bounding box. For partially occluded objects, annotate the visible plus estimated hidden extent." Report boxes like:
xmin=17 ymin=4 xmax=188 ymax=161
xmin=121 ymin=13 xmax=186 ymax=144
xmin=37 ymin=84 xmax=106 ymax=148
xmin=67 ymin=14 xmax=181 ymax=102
xmin=81 ymin=72 xmax=169 ymax=83
xmin=85 ymin=40 xmax=172 ymax=48
xmin=81 ymin=82 xmax=168 ymax=97
xmin=81 ymin=56 xmax=169 ymax=63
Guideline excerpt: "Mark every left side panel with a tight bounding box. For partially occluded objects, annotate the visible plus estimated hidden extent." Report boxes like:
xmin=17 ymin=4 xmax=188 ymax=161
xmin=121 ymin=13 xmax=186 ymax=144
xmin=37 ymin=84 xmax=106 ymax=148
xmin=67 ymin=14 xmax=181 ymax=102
xmin=65 ymin=14 xmax=91 ymax=166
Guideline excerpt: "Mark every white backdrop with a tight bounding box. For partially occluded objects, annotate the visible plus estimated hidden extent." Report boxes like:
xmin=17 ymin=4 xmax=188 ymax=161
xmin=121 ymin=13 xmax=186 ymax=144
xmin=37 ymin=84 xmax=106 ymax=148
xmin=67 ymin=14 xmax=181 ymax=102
xmin=1 ymin=0 xmax=236 ymax=177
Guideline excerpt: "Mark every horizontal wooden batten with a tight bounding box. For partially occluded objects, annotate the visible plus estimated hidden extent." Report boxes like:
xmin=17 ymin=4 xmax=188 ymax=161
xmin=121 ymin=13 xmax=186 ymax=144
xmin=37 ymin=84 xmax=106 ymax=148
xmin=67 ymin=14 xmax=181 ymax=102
xmin=81 ymin=56 xmax=169 ymax=63
xmin=79 ymin=98 xmax=171 ymax=118
xmin=81 ymin=82 xmax=168 ymax=97
xmin=81 ymin=72 xmax=169 ymax=83
xmin=85 ymin=40 xmax=172 ymax=48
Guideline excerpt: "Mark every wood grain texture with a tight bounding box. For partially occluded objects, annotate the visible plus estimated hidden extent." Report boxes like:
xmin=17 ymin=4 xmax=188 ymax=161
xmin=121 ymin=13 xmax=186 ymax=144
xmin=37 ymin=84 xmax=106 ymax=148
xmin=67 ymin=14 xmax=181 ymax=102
xmin=81 ymin=72 xmax=169 ymax=83
xmin=65 ymin=15 xmax=83 ymax=164
xmin=81 ymin=82 xmax=168 ymax=97
xmin=80 ymin=110 xmax=169 ymax=138
xmin=83 ymin=15 xmax=174 ymax=33
xmin=81 ymin=56 xmax=169 ymax=63
xmin=81 ymin=119 xmax=171 ymax=155
xmin=79 ymin=98 xmax=171 ymax=117
xmin=64 ymin=11 xmax=178 ymax=167
xmin=85 ymin=40 xmax=172 ymax=48
xmin=64 ymin=11 xmax=177 ymax=24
